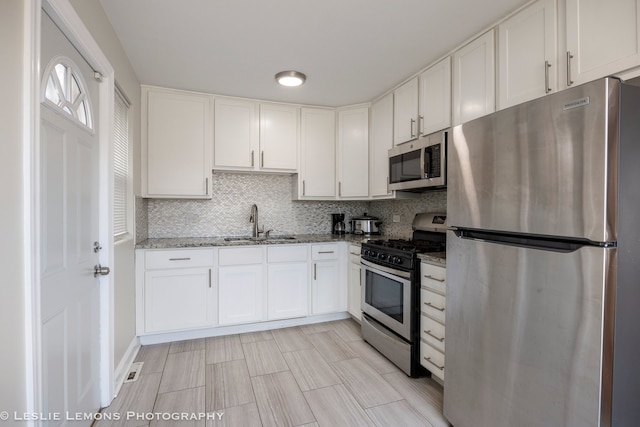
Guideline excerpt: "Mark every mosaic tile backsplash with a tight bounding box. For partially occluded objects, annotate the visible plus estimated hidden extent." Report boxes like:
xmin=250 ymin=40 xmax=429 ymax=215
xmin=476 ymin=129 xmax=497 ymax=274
xmin=145 ymin=173 xmax=447 ymax=239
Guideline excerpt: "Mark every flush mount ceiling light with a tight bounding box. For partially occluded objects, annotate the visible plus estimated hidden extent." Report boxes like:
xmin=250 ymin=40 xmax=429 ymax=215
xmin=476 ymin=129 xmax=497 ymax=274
xmin=275 ymin=70 xmax=306 ymax=87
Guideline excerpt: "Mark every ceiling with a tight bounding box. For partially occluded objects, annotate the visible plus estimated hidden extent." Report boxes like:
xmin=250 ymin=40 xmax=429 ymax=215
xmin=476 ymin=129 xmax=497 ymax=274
xmin=99 ymin=0 xmax=529 ymax=107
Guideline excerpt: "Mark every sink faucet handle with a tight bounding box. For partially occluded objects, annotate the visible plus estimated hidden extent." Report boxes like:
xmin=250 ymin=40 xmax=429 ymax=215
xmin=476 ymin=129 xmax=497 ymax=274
xmin=265 ymin=229 xmax=273 ymax=238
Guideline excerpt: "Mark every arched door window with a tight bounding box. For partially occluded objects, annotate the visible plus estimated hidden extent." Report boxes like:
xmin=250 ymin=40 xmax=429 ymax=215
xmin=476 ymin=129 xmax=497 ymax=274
xmin=42 ymin=56 xmax=94 ymax=130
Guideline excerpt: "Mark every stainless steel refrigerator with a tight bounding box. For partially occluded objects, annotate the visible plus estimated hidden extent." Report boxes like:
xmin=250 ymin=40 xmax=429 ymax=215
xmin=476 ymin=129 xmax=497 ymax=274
xmin=445 ymin=78 xmax=640 ymax=427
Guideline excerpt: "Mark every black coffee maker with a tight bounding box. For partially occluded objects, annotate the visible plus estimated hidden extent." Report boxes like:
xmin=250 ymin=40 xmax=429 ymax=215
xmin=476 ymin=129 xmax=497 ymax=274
xmin=331 ymin=213 xmax=346 ymax=235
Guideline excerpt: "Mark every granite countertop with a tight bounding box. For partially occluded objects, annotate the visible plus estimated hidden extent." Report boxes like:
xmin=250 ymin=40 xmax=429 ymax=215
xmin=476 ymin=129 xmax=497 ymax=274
xmin=417 ymin=252 xmax=446 ymax=267
xmin=135 ymin=233 xmax=369 ymax=249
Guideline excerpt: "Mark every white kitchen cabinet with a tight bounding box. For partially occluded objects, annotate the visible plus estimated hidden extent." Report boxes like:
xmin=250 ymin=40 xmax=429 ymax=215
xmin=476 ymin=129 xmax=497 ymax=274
xmin=311 ymin=244 xmax=345 ymax=314
xmin=143 ymin=86 xmax=213 ymax=198
xmin=393 ymin=77 xmax=419 ymax=145
xmin=498 ymin=0 xmax=557 ymax=109
xmin=337 ymin=106 xmax=369 ymax=199
xmin=218 ymin=247 xmax=265 ymax=325
xmin=565 ymin=0 xmax=640 ymax=88
xmin=369 ymin=93 xmax=393 ymax=198
xmin=259 ymin=103 xmax=299 ymax=171
xmin=213 ymin=97 xmax=259 ymax=170
xmin=419 ymin=260 xmax=446 ymax=383
xmin=452 ymin=30 xmax=496 ymax=125
xmin=418 ymin=57 xmax=452 ymax=135
xmin=137 ymin=248 xmax=215 ymax=334
xmin=266 ymin=245 xmax=309 ymax=320
xmin=347 ymin=244 xmax=362 ymax=320
xmin=295 ymin=107 xmax=336 ymax=199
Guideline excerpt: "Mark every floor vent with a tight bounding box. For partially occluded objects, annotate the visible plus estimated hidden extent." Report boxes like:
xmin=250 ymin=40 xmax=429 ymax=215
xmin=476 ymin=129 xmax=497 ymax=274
xmin=124 ymin=362 xmax=144 ymax=383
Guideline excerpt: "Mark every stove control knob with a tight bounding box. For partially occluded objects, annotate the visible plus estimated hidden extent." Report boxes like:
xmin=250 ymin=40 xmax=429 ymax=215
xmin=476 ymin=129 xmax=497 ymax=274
xmin=378 ymin=253 xmax=388 ymax=261
xmin=391 ymin=256 xmax=403 ymax=265
xmin=368 ymin=250 xmax=377 ymax=258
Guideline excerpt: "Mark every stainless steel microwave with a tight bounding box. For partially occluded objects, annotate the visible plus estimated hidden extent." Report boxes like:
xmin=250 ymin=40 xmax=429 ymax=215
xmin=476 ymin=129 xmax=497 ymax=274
xmin=388 ymin=129 xmax=448 ymax=191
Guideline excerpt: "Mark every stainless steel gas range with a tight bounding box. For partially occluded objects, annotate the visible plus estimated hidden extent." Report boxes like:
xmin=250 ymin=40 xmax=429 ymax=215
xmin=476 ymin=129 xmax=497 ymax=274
xmin=360 ymin=213 xmax=447 ymax=377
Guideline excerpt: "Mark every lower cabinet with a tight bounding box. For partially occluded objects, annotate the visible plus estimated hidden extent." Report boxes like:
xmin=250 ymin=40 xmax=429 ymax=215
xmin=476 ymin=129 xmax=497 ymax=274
xmin=347 ymin=244 xmax=362 ymax=320
xmin=311 ymin=244 xmax=346 ymax=315
xmin=419 ymin=261 xmax=447 ymax=383
xmin=218 ymin=247 xmax=265 ymax=326
xmin=267 ymin=245 xmax=309 ymax=320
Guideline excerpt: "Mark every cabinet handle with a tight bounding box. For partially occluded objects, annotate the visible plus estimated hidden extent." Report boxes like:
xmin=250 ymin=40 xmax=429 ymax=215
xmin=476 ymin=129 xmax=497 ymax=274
xmin=338 ymin=181 xmax=342 ymax=197
xmin=318 ymin=251 xmax=335 ymax=254
xmin=544 ymin=60 xmax=552 ymax=94
xmin=386 ymin=176 xmax=390 ymax=194
xmin=424 ymin=356 xmax=445 ymax=370
xmin=418 ymin=115 xmax=424 ymax=136
xmin=424 ymin=329 xmax=445 ymax=342
xmin=251 ymin=150 xmax=255 ymax=167
xmin=424 ymin=301 xmax=445 ymax=312
xmin=302 ymin=180 xmax=306 ymax=196
xmin=410 ymin=118 xmax=416 ymax=138
xmin=314 ymin=263 xmax=317 ymax=280
xmin=424 ymin=274 xmax=445 ymax=282
xmin=261 ymin=151 xmax=264 ymax=168
xmin=169 ymin=257 xmax=191 ymax=261
xmin=566 ymin=51 xmax=574 ymax=87
xmin=208 ymin=268 xmax=212 ymax=288
xmin=205 ymin=177 xmax=209 ymax=195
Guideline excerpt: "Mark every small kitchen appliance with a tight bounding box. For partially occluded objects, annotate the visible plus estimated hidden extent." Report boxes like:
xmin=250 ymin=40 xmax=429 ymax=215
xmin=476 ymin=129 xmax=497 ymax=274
xmin=331 ymin=213 xmax=346 ymax=235
xmin=350 ymin=213 xmax=382 ymax=235
xmin=360 ymin=212 xmax=447 ymax=377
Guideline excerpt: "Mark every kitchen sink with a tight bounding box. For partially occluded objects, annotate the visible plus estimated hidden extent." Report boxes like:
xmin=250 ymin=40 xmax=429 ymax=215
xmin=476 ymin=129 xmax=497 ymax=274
xmin=223 ymin=236 xmax=297 ymax=242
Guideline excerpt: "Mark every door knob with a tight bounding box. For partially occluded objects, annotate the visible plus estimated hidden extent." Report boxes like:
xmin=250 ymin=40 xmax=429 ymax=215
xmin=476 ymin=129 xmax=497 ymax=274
xmin=94 ymin=264 xmax=110 ymax=277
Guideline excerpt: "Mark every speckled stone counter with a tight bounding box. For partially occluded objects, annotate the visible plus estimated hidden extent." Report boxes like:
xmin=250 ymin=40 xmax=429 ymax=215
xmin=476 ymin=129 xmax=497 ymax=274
xmin=136 ymin=233 xmax=369 ymax=250
xmin=417 ymin=252 xmax=446 ymax=267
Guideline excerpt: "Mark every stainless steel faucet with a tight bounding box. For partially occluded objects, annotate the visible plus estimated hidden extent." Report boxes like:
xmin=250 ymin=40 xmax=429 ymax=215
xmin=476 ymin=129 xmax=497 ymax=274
xmin=249 ymin=204 xmax=261 ymax=238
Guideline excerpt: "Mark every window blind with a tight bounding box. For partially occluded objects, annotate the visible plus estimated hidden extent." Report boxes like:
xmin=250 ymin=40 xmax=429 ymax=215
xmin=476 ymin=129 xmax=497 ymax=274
xmin=114 ymin=86 xmax=129 ymax=237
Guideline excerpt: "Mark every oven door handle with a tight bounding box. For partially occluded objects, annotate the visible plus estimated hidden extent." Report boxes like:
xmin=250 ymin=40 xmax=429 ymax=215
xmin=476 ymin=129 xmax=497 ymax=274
xmin=361 ymin=259 xmax=411 ymax=280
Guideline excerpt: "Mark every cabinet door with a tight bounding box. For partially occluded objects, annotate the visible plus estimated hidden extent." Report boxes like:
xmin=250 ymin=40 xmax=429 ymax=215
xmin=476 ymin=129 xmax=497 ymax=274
xmin=419 ymin=57 xmax=452 ymax=135
xmin=218 ymin=264 xmax=264 ymax=325
xmin=311 ymin=260 xmax=344 ymax=314
xmin=452 ymin=30 xmax=496 ymax=125
xmin=214 ymin=97 xmax=259 ymax=170
xmin=566 ymin=0 xmax=640 ymax=87
xmin=347 ymin=258 xmax=362 ymax=320
xmin=369 ymin=93 xmax=393 ymax=198
xmin=498 ymin=0 xmax=557 ymax=109
xmin=393 ymin=77 xmax=419 ymax=145
xmin=259 ymin=103 xmax=299 ymax=171
xmin=337 ymin=106 xmax=369 ymax=198
xmin=267 ymin=262 xmax=309 ymax=320
xmin=144 ymin=267 xmax=213 ymax=333
xmin=299 ymin=108 xmax=336 ymax=198
xmin=145 ymin=88 xmax=212 ymax=198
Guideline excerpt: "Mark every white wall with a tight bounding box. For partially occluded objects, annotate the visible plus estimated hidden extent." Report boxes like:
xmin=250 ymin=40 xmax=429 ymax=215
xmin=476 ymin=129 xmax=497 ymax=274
xmin=69 ymin=0 xmax=141 ymax=369
xmin=0 ymin=1 xmax=29 ymax=425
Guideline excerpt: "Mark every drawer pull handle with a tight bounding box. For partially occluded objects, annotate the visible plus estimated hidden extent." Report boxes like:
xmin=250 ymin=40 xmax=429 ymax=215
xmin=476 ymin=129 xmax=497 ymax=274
xmin=318 ymin=251 xmax=335 ymax=254
xmin=169 ymin=257 xmax=191 ymax=261
xmin=424 ymin=356 xmax=444 ymax=370
xmin=424 ymin=274 xmax=445 ymax=282
xmin=424 ymin=302 xmax=445 ymax=312
xmin=424 ymin=330 xmax=445 ymax=342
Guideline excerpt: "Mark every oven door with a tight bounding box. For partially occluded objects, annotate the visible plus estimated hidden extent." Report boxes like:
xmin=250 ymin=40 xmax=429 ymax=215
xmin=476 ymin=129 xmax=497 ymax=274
xmin=361 ymin=259 xmax=412 ymax=341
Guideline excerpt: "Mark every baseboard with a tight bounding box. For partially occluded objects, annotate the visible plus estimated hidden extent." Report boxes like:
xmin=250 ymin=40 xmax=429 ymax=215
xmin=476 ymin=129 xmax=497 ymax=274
xmin=138 ymin=312 xmax=350 ymax=345
xmin=112 ymin=337 xmax=141 ymax=398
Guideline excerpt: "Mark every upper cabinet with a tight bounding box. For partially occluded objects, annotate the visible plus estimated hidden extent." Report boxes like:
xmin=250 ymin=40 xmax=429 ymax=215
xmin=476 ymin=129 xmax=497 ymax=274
xmin=419 ymin=57 xmax=452 ymax=135
xmin=213 ymin=98 xmax=298 ymax=173
xmin=498 ymin=0 xmax=558 ymax=109
xmin=370 ymin=93 xmax=394 ymax=198
xmin=337 ymin=106 xmax=369 ymax=199
xmin=453 ymin=30 xmax=495 ymax=126
xmin=393 ymin=57 xmax=451 ymax=145
xmin=295 ymin=107 xmax=336 ymax=199
xmin=565 ymin=0 xmax=640 ymax=87
xmin=143 ymin=86 xmax=213 ymax=199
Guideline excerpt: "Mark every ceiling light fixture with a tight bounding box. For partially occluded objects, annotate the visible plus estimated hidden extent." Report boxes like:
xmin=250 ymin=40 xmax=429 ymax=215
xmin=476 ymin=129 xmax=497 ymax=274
xmin=275 ymin=70 xmax=306 ymax=87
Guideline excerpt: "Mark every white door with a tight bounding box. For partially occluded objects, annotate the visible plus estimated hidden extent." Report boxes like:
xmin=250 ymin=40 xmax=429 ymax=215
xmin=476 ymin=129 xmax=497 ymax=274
xmin=40 ymin=11 xmax=103 ymax=425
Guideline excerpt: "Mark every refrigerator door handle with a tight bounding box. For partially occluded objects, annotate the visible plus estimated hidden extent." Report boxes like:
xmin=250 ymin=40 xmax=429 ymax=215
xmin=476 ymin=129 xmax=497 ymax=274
xmin=453 ymin=229 xmax=610 ymax=253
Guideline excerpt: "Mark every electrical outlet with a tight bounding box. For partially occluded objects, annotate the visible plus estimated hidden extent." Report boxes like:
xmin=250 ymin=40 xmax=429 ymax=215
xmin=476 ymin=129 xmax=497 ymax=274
xmin=393 ymin=214 xmax=401 ymax=223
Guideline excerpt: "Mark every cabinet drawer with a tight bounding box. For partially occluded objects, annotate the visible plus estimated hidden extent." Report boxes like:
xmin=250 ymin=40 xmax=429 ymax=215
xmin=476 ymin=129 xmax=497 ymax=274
xmin=219 ymin=247 xmax=264 ymax=266
xmin=145 ymin=249 xmax=214 ymax=270
xmin=267 ymin=245 xmax=309 ymax=263
xmin=420 ymin=314 xmax=445 ymax=353
xmin=420 ymin=262 xmax=446 ymax=295
xmin=421 ymin=288 xmax=446 ymax=323
xmin=420 ymin=340 xmax=445 ymax=382
xmin=311 ymin=244 xmax=339 ymax=260
xmin=348 ymin=244 xmax=361 ymax=256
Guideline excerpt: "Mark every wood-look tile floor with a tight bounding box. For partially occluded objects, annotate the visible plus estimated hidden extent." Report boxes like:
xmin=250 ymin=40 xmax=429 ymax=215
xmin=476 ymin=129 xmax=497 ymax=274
xmin=97 ymin=319 xmax=450 ymax=427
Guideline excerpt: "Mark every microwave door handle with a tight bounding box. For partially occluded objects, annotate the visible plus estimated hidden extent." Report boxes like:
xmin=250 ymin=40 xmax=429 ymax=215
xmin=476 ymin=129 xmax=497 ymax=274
xmin=424 ymin=148 xmax=431 ymax=178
